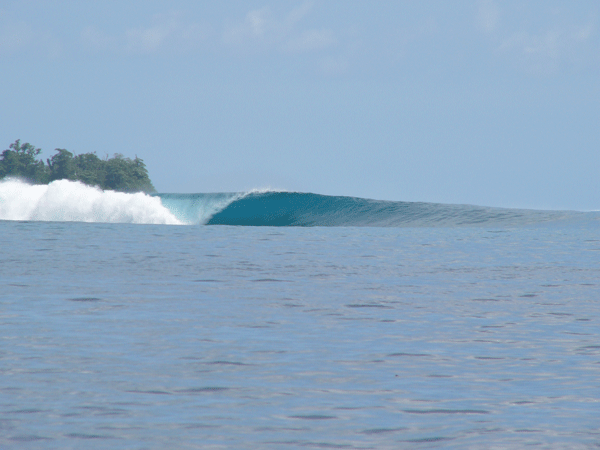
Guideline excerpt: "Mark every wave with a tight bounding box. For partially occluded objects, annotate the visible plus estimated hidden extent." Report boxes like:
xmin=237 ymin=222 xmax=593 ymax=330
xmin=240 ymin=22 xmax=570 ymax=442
xmin=195 ymin=191 xmax=587 ymax=227
xmin=1 ymin=178 xmax=595 ymax=227
xmin=158 ymin=191 xmax=594 ymax=227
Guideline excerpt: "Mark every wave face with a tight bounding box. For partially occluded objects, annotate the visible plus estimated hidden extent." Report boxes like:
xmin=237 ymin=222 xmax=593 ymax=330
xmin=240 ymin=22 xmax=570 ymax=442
xmin=157 ymin=192 xmax=243 ymax=225
xmin=158 ymin=191 xmax=589 ymax=227
xmin=0 ymin=179 xmax=182 ymax=224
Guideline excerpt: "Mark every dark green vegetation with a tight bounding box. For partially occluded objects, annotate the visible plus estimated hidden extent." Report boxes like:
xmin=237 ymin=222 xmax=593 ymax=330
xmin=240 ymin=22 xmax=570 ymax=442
xmin=0 ymin=140 xmax=155 ymax=193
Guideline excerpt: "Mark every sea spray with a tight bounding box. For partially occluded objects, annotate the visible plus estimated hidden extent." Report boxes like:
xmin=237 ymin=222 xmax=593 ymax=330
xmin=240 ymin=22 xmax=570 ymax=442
xmin=0 ymin=178 xmax=182 ymax=225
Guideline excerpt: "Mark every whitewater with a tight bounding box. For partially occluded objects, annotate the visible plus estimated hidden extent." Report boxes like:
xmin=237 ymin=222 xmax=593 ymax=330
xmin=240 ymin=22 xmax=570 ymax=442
xmin=0 ymin=178 xmax=594 ymax=227
xmin=0 ymin=179 xmax=181 ymax=225
xmin=1 ymin=177 xmax=599 ymax=449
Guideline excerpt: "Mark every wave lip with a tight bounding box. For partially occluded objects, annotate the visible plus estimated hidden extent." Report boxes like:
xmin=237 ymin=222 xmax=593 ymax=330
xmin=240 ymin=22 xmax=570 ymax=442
xmin=0 ymin=178 xmax=182 ymax=225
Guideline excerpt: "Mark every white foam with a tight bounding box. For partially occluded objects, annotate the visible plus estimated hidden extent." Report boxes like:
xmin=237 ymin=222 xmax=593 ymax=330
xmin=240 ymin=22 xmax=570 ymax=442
xmin=0 ymin=178 xmax=183 ymax=225
xmin=245 ymin=186 xmax=289 ymax=195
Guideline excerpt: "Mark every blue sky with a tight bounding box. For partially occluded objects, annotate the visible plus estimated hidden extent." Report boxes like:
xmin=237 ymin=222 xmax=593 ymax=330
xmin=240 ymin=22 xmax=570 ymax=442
xmin=1 ymin=1 xmax=599 ymax=209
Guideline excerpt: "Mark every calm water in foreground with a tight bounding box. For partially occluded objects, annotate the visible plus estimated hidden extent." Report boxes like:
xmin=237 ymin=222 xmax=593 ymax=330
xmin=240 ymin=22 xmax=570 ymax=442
xmin=1 ymin=220 xmax=599 ymax=449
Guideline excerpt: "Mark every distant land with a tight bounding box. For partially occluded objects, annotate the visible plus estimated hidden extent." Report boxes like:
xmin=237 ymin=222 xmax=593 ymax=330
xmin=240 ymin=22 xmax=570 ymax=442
xmin=0 ymin=140 xmax=155 ymax=193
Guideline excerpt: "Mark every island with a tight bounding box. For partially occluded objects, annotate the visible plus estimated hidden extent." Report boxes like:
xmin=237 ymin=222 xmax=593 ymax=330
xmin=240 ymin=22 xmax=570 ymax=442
xmin=0 ymin=140 xmax=155 ymax=193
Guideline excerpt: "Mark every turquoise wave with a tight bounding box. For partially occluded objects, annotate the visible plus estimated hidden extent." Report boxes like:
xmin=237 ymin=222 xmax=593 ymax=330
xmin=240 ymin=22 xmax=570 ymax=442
xmin=156 ymin=191 xmax=592 ymax=227
xmin=6 ymin=178 xmax=588 ymax=227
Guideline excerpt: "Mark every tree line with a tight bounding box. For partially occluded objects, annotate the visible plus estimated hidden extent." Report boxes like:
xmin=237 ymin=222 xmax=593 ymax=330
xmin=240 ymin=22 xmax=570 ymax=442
xmin=0 ymin=140 xmax=155 ymax=193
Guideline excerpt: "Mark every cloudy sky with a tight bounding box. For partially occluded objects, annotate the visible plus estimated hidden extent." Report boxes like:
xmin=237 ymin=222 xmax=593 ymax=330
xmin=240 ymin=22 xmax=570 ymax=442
xmin=1 ymin=1 xmax=599 ymax=209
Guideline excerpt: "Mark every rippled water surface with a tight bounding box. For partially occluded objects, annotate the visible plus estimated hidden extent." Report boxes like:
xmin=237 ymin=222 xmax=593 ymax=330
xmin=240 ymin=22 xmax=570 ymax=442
xmin=1 ymin=221 xmax=599 ymax=449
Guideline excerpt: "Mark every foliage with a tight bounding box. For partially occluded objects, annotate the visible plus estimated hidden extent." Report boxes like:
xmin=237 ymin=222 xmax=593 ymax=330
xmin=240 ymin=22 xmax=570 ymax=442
xmin=0 ymin=140 xmax=156 ymax=193
xmin=47 ymin=148 xmax=76 ymax=182
xmin=104 ymin=153 xmax=155 ymax=193
xmin=0 ymin=140 xmax=49 ymax=184
xmin=72 ymin=152 xmax=106 ymax=188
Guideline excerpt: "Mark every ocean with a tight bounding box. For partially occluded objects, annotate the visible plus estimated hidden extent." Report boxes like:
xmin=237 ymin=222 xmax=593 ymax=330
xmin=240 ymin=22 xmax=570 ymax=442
xmin=1 ymin=179 xmax=599 ymax=449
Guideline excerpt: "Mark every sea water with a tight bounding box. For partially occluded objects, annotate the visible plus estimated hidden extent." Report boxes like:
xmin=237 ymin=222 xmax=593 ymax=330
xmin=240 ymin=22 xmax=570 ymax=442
xmin=1 ymin=180 xmax=599 ymax=449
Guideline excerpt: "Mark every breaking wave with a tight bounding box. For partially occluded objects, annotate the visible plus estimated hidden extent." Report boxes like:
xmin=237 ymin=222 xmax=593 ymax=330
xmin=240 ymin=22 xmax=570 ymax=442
xmin=197 ymin=191 xmax=586 ymax=227
xmin=157 ymin=190 xmax=592 ymax=227
xmin=1 ymin=178 xmax=595 ymax=227
xmin=0 ymin=178 xmax=181 ymax=225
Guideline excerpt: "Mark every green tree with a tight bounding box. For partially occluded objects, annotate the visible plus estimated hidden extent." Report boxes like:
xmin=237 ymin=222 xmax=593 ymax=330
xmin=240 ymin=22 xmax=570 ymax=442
xmin=47 ymin=148 xmax=75 ymax=182
xmin=0 ymin=140 xmax=49 ymax=183
xmin=130 ymin=156 xmax=155 ymax=193
xmin=1 ymin=140 xmax=156 ymax=193
xmin=73 ymin=152 xmax=106 ymax=188
xmin=104 ymin=153 xmax=155 ymax=193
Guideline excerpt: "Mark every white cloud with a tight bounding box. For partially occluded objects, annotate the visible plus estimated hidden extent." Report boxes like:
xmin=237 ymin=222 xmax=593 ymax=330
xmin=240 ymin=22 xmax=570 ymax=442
xmin=0 ymin=15 xmax=63 ymax=59
xmin=220 ymin=2 xmax=348 ymax=76
xmin=0 ymin=20 xmax=33 ymax=54
xmin=321 ymin=54 xmax=348 ymax=75
xmin=81 ymin=26 xmax=115 ymax=51
xmin=479 ymin=4 xmax=598 ymax=74
xmin=497 ymin=22 xmax=597 ymax=74
xmin=574 ymin=22 xmax=594 ymax=42
xmin=500 ymin=30 xmax=561 ymax=58
xmin=498 ymin=30 xmax=563 ymax=73
xmin=126 ymin=15 xmax=179 ymax=53
xmin=285 ymin=1 xmax=314 ymax=27
xmin=246 ymin=8 xmax=269 ymax=36
xmin=476 ymin=0 xmax=499 ymax=34
xmin=524 ymin=31 xmax=561 ymax=59
xmin=79 ymin=12 xmax=212 ymax=55
xmin=223 ymin=7 xmax=274 ymax=45
xmin=178 ymin=23 xmax=213 ymax=48
xmin=284 ymin=29 xmax=337 ymax=53
xmin=74 ymin=2 xmax=338 ymax=65
xmin=222 ymin=1 xmax=337 ymax=55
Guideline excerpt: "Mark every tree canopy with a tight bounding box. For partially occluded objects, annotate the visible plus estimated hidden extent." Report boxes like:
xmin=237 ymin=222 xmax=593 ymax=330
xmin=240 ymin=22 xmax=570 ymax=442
xmin=0 ymin=140 xmax=155 ymax=193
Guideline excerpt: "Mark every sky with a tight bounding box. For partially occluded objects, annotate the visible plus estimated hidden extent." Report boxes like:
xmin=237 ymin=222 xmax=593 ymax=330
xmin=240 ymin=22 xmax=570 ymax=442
xmin=1 ymin=1 xmax=599 ymax=210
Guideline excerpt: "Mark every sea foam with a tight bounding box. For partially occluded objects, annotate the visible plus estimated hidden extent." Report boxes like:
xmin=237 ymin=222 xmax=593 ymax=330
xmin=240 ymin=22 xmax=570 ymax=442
xmin=0 ymin=178 xmax=182 ymax=225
